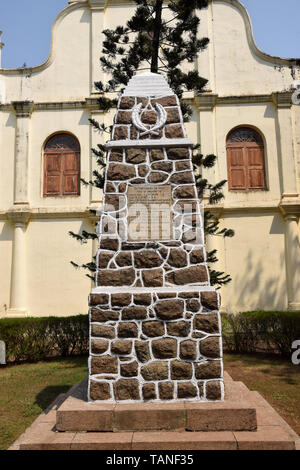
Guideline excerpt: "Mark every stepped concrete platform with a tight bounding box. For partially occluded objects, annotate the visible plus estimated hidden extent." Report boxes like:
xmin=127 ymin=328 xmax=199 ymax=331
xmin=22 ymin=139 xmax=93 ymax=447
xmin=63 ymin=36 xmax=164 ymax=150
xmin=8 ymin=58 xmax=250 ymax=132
xmin=9 ymin=373 xmax=300 ymax=451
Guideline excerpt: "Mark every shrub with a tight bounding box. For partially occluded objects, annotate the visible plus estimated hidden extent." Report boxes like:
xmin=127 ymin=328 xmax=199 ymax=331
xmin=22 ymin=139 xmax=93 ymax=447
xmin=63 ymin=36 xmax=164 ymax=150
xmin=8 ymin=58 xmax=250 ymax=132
xmin=0 ymin=315 xmax=89 ymax=363
xmin=222 ymin=311 xmax=300 ymax=357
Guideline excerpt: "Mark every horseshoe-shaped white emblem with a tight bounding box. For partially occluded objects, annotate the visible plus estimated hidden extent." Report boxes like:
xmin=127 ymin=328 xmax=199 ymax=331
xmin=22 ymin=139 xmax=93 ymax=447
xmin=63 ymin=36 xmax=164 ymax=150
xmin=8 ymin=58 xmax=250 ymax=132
xmin=132 ymin=98 xmax=167 ymax=136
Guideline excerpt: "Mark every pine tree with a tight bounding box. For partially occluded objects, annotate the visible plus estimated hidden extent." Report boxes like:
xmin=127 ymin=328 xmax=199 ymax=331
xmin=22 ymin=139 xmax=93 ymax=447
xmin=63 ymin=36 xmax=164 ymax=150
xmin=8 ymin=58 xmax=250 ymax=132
xmin=69 ymin=0 xmax=234 ymax=287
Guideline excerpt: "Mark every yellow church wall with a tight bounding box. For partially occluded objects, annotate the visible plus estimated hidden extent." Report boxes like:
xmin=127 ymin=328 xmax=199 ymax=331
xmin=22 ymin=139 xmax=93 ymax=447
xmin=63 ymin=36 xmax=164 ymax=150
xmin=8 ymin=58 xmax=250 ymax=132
xmin=0 ymin=221 xmax=13 ymax=316
xmin=219 ymin=212 xmax=287 ymax=313
xmin=25 ymin=218 xmax=93 ymax=317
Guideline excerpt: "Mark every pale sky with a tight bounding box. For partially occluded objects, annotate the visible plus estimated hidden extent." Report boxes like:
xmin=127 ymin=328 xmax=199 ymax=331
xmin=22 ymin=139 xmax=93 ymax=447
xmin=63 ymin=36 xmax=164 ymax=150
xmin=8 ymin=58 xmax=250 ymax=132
xmin=0 ymin=0 xmax=299 ymax=69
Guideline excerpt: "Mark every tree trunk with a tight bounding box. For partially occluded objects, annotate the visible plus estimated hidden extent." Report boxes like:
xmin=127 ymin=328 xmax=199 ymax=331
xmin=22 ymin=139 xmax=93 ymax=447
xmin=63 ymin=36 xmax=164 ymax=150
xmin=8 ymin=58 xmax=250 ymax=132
xmin=151 ymin=0 xmax=163 ymax=73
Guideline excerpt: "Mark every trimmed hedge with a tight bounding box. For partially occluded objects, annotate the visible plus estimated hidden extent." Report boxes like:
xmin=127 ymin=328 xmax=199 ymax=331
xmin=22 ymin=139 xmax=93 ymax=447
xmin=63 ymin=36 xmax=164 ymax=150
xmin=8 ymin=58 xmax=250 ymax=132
xmin=222 ymin=311 xmax=300 ymax=357
xmin=0 ymin=315 xmax=89 ymax=363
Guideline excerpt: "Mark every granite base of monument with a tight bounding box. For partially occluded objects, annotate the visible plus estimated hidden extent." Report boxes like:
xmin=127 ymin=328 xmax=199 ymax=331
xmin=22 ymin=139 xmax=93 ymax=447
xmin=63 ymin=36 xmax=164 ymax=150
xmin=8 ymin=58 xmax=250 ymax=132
xmin=9 ymin=373 xmax=299 ymax=450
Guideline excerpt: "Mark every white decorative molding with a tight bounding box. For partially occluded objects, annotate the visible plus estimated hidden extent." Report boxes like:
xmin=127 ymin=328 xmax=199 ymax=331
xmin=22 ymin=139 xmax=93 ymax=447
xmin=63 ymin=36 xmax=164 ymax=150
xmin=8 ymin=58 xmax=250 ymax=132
xmin=132 ymin=99 xmax=167 ymax=136
xmin=106 ymin=138 xmax=193 ymax=149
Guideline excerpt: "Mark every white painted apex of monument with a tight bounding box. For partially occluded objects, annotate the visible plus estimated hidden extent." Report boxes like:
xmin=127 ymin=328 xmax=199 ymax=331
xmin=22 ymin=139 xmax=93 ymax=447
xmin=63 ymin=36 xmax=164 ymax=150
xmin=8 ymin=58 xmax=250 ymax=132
xmin=123 ymin=72 xmax=174 ymax=97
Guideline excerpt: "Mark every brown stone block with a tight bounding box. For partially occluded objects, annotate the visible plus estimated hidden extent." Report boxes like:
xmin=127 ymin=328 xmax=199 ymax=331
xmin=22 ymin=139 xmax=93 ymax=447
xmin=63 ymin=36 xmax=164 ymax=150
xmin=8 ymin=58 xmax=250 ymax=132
xmin=143 ymin=383 xmax=156 ymax=400
xmin=174 ymin=186 xmax=196 ymax=199
xmin=141 ymin=362 xmax=169 ymax=381
xmin=119 ymin=96 xmax=135 ymax=109
xmin=116 ymin=111 xmax=132 ymax=124
xmin=122 ymin=306 xmax=148 ymax=320
xmin=91 ymin=355 xmax=118 ymax=375
xmin=166 ymin=266 xmax=208 ymax=285
xmin=111 ymin=292 xmax=131 ymax=306
xmin=151 ymin=161 xmax=173 ymax=172
xmin=120 ymin=361 xmax=138 ymax=377
xmin=114 ymin=403 xmax=186 ymax=432
xmin=98 ymin=252 xmax=114 ymax=268
xmin=107 ymin=163 xmax=136 ymax=181
xmin=206 ymin=380 xmax=222 ymax=400
xmin=141 ymin=110 xmax=157 ymax=124
xmin=179 ymin=292 xmax=199 ymax=299
xmin=135 ymin=341 xmax=150 ymax=362
xmin=113 ymin=126 xmax=129 ymax=140
xmin=152 ymin=338 xmax=177 ymax=359
xmin=97 ymin=268 xmax=136 ymax=287
xmin=89 ymin=293 xmax=109 ymax=306
xmin=154 ymin=299 xmax=184 ymax=320
xmin=100 ymin=237 xmax=119 ymax=251
xmin=105 ymin=182 xmax=116 ymax=193
xmin=111 ymin=340 xmax=132 ymax=355
xmin=194 ymin=314 xmax=220 ymax=333
xmin=190 ymin=248 xmax=204 ymax=264
xmin=126 ymin=148 xmax=146 ymax=164
xmin=201 ymin=291 xmax=219 ymax=310
xmin=195 ymin=360 xmax=222 ymax=380
xmin=177 ymin=382 xmax=198 ymax=399
xmin=176 ymin=161 xmax=191 ymax=171
xmin=166 ymin=108 xmax=180 ymax=124
xmin=171 ymin=360 xmax=193 ymax=380
xmin=118 ymin=322 xmax=138 ymax=338
xmin=154 ymin=95 xmax=177 ymax=107
xmin=104 ymin=194 xmax=126 ymax=211
xmin=150 ymin=149 xmax=164 ymax=162
xmin=165 ymin=124 xmax=184 ymax=139
xmin=167 ymin=321 xmax=190 ymax=337
xmin=91 ymin=340 xmax=109 ymax=355
xmin=91 ymin=308 xmax=119 ymax=322
xmin=138 ymin=164 xmax=149 ymax=177
xmin=148 ymin=172 xmax=168 ymax=183
xmin=133 ymin=293 xmax=152 ymax=305
xmin=115 ymin=252 xmax=132 ymax=267
xmin=186 ymin=299 xmax=201 ymax=312
xmin=89 ymin=381 xmax=111 ymax=401
xmin=109 ymin=150 xmax=123 ymax=162
xmin=180 ymin=340 xmax=197 ymax=360
xmin=158 ymin=382 xmax=174 ymax=400
xmin=70 ymin=432 xmax=133 ymax=450
xmin=91 ymin=325 xmax=115 ymax=339
xmin=170 ymin=171 xmax=194 ymax=185
xmin=200 ymin=336 xmax=221 ymax=358
xmin=142 ymin=268 xmax=163 ymax=287
xmin=114 ymin=379 xmax=140 ymax=401
xmin=142 ymin=321 xmax=165 ymax=337
xmin=134 ymin=251 xmax=163 ymax=269
xmin=167 ymin=147 xmax=190 ymax=160
xmin=167 ymin=249 xmax=188 ymax=268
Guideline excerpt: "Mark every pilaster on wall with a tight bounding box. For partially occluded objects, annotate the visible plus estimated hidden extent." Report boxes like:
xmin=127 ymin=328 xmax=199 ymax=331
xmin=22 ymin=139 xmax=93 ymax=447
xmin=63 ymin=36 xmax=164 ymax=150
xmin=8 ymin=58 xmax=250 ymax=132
xmin=7 ymin=208 xmax=31 ymax=317
xmin=272 ymin=92 xmax=299 ymax=199
xmin=86 ymin=97 xmax=105 ymax=204
xmin=280 ymin=203 xmax=300 ymax=311
xmin=11 ymin=101 xmax=34 ymax=206
xmin=195 ymin=94 xmax=218 ymax=187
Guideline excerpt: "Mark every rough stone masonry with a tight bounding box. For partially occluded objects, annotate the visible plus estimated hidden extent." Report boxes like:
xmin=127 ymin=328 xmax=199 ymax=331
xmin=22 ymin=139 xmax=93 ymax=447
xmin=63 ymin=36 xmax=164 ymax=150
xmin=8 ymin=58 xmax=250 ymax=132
xmin=88 ymin=73 xmax=224 ymax=402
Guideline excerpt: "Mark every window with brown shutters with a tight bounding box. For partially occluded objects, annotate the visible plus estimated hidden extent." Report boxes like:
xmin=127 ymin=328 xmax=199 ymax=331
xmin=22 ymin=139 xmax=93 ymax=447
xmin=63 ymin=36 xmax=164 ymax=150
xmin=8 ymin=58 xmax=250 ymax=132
xmin=226 ymin=127 xmax=266 ymax=191
xmin=43 ymin=133 xmax=80 ymax=197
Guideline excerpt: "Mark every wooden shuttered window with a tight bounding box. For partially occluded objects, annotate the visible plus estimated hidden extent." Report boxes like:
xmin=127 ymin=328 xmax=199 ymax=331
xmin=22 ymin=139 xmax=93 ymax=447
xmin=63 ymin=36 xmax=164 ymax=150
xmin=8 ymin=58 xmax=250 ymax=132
xmin=44 ymin=134 xmax=80 ymax=197
xmin=227 ymin=128 xmax=266 ymax=191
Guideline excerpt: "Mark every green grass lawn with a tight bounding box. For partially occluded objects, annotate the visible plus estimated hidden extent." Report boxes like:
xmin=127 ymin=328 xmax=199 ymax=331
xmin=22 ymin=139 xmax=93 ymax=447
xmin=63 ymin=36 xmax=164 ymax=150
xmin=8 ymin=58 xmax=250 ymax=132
xmin=0 ymin=354 xmax=299 ymax=450
xmin=0 ymin=356 xmax=88 ymax=450
xmin=223 ymin=353 xmax=300 ymax=436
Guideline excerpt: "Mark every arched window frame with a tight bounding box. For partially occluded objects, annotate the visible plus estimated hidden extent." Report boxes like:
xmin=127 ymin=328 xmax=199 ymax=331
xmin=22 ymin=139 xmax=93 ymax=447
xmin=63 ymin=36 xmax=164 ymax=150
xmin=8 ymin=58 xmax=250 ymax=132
xmin=226 ymin=126 xmax=267 ymax=192
xmin=43 ymin=132 xmax=81 ymax=197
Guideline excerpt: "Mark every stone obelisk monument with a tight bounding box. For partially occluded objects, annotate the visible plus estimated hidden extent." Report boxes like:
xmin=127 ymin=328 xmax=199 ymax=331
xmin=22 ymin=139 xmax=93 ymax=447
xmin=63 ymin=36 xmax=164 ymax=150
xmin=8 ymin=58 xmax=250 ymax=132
xmin=88 ymin=72 xmax=224 ymax=402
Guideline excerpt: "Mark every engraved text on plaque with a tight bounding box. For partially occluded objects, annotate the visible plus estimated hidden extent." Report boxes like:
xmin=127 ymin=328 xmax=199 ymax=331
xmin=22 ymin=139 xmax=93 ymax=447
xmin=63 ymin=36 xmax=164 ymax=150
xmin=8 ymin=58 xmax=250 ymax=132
xmin=127 ymin=185 xmax=173 ymax=241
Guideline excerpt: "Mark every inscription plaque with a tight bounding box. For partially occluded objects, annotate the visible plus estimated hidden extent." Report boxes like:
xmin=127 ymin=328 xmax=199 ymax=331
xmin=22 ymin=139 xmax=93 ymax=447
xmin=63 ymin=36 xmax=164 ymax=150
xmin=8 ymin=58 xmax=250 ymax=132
xmin=127 ymin=185 xmax=173 ymax=241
